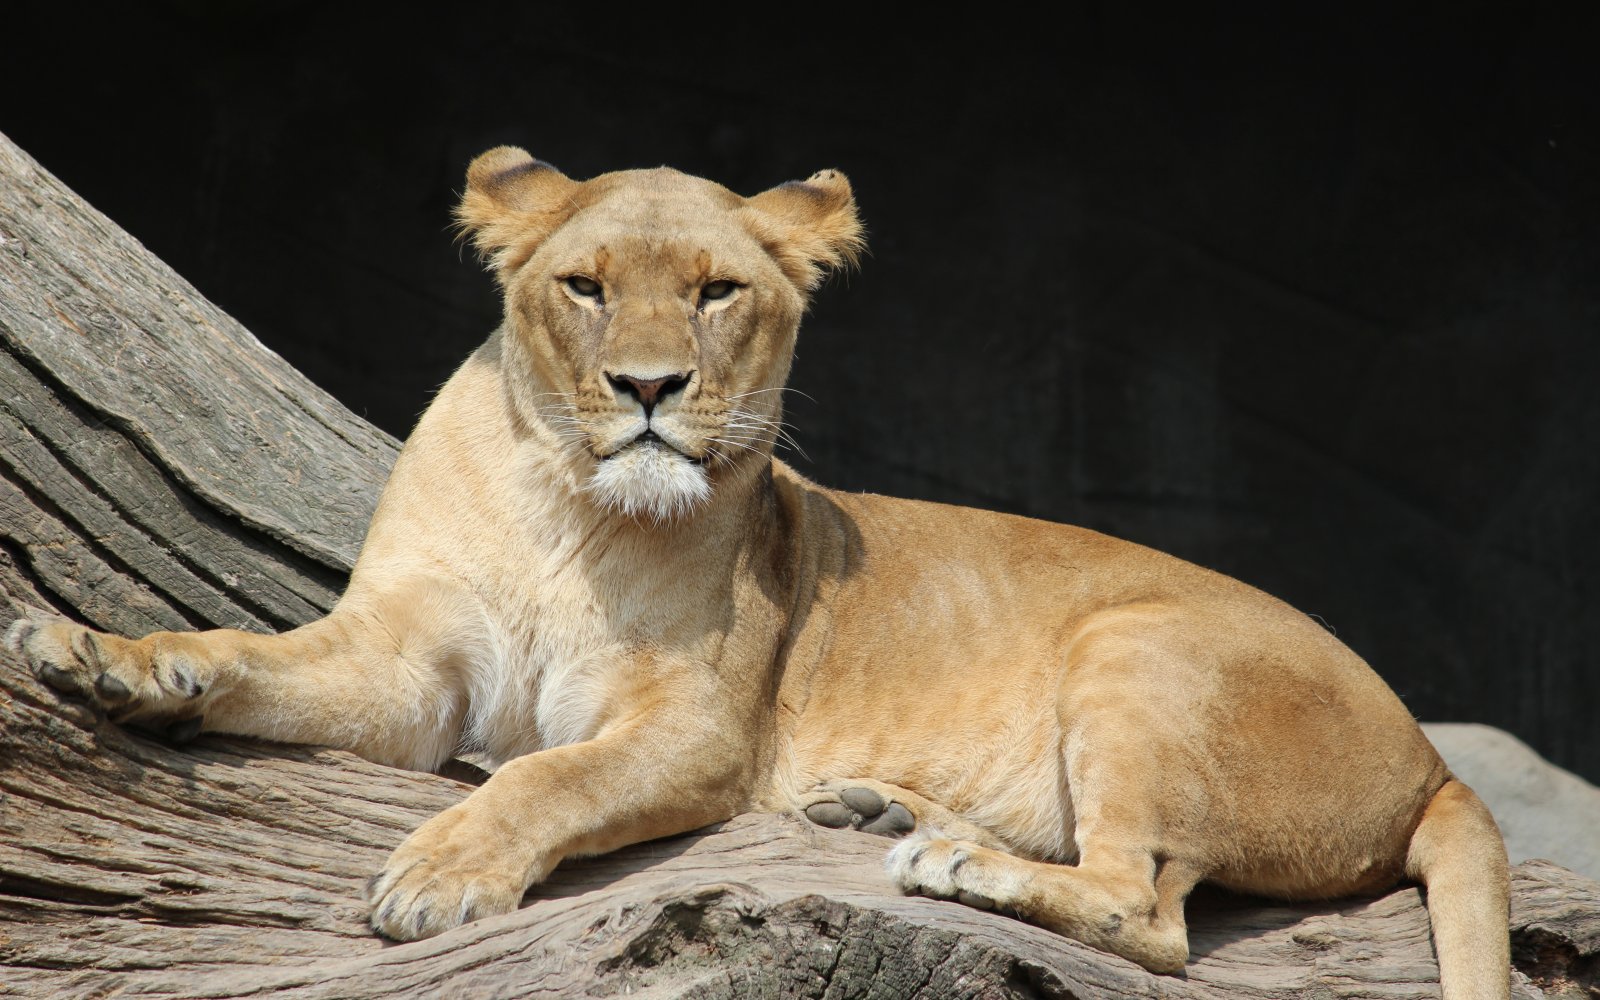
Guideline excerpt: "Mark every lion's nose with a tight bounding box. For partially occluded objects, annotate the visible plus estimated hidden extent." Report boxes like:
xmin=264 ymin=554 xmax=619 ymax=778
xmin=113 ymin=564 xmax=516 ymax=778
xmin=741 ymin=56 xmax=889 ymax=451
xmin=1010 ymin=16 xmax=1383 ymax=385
xmin=606 ymin=371 xmax=692 ymax=415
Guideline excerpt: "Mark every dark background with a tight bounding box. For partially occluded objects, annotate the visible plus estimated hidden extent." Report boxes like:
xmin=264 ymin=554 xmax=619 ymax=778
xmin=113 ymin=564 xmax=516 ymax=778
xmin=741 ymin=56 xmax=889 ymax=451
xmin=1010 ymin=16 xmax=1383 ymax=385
xmin=5 ymin=4 xmax=1597 ymax=781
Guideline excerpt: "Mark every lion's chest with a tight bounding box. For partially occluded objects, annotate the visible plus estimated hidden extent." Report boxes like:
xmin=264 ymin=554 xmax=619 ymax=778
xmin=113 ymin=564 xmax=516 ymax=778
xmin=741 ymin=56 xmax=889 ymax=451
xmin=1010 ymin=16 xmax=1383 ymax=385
xmin=454 ymin=513 xmax=653 ymax=768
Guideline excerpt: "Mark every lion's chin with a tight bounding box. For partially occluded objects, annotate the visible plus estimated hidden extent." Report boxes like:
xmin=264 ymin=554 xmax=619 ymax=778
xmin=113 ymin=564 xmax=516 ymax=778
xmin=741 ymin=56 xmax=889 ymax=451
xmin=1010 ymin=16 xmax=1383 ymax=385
xmin=584 ymin=441 xmax=712 ymax=523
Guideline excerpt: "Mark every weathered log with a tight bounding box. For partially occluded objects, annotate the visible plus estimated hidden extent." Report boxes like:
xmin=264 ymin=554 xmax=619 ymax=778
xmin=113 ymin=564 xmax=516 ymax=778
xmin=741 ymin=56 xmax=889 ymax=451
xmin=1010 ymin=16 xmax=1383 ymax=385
xmin=1 ymin=130 xmax=1596 ymax=998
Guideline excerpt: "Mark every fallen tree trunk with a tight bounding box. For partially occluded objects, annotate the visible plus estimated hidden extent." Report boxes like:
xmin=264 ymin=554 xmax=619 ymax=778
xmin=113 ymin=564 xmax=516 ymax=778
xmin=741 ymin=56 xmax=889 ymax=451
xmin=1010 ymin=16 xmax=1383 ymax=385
xmin=0 ymin=131 xmax=1595 ymax=999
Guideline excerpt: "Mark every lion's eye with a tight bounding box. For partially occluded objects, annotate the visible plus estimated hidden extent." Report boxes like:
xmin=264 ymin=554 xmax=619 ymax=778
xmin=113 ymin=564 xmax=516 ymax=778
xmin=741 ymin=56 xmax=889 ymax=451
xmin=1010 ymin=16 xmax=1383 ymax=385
xmin=699 ymin=280 xmax=738 ymax=307
xmin=566 ymin=275 xmax=603 ymax=302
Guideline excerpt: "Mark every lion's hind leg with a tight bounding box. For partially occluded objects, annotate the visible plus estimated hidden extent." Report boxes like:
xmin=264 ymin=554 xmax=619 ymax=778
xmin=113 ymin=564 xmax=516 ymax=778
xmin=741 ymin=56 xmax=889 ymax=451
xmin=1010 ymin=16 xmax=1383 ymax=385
xmin=884 ymin=627 xmax=1214 ymax=975
xmin=887 ymin=833 xmax=1200 ymax=975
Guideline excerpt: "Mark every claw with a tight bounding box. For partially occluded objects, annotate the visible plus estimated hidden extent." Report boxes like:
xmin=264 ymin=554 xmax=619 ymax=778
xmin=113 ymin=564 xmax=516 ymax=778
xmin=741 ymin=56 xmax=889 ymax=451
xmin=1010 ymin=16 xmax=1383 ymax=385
xmin=165 ymin=660 xmax=203 ymax=699
xmin=374 ymin=893 xmax=404 ymax=938
xmin=94 ymin=671 xmax=133 ymax=703
xmin=37 ymin=663 xmax=80 ymax=695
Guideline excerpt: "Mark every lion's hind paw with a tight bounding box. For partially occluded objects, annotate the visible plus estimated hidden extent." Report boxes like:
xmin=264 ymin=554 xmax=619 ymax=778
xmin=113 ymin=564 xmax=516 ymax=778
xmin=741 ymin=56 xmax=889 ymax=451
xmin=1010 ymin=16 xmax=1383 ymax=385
xmin=801 ymin=780 xmax=918 ymax=837
xmin=886 ymin=834 xmax=1019 ymax=914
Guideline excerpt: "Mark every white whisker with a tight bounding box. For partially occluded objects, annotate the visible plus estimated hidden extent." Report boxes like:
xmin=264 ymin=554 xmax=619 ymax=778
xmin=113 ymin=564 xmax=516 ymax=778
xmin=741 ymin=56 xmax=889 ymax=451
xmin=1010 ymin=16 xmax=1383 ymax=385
xmin=721 ymin=405 xmax=810 ymax=460
xmin=726 ymin=386 xmax=816 ymax=405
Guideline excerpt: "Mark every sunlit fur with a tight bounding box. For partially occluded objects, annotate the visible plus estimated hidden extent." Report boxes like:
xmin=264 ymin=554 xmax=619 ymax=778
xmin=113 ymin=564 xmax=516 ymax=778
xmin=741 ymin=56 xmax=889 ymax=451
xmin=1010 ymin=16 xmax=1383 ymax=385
xmin=584 ymin=442 xmax=712 ymax=523
xmin=7 ymin=149 xmax=1509 ymax=999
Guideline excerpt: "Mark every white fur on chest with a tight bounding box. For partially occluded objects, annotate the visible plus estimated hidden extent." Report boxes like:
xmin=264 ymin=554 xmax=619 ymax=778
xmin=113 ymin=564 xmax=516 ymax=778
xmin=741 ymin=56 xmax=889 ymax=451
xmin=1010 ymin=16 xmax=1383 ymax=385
xmin=463 ymin=595 xmax=616 ymax=767
xmin=452 ymin=479 xmax=646 ymax=768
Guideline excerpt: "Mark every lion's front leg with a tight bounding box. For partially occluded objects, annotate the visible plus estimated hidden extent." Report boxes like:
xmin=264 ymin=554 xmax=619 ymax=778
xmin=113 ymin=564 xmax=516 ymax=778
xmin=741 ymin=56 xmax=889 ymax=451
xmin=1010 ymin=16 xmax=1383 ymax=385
xmin=9 ymin=614 xmax=220 ymax=742
xmin=366 ymin=677 xmax=754 ymax=940
xmin=5 ymin=575 xmax=478 ymax=771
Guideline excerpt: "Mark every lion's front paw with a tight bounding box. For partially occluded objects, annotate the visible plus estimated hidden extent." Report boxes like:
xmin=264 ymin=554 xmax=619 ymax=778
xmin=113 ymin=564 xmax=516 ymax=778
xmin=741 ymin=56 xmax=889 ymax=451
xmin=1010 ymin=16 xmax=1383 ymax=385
xmin=366 ymin=804 xmax=527 ymax=941
xmin=5 ymin=613 xmax=209 ymax=740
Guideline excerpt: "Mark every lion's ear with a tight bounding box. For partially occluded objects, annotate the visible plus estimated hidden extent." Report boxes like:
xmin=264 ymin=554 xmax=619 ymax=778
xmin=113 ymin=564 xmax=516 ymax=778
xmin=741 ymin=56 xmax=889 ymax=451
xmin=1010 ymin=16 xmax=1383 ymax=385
xmin=741 ymin=169 xmax=866 ymax=292
xmin=456 ymin=146 xmax=581 ymax=274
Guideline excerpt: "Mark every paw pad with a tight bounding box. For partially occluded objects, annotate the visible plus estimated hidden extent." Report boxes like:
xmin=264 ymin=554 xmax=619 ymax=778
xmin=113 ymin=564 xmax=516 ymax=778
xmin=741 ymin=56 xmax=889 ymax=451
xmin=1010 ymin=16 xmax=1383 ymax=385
xmin=804 ymin=785 xmax=916 ymax=837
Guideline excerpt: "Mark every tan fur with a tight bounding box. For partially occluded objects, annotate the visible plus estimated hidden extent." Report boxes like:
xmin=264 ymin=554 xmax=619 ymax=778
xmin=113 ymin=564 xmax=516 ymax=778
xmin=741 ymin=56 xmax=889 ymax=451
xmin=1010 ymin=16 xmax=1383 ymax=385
xmin=6 ymin=148 xmax=1508 ymax=997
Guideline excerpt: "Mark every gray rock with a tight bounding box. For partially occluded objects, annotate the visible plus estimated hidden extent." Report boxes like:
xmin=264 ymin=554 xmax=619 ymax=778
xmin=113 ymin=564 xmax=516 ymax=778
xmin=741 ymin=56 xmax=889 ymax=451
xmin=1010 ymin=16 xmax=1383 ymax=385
xmin=1423 ymin=722 xmax=1600 ymax=881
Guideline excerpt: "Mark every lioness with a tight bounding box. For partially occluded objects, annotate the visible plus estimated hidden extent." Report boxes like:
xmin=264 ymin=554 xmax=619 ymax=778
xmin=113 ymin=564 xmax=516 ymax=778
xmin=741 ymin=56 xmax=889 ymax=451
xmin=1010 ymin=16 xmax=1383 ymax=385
xmin=7 ymin=148 xmax=1509 ymax=997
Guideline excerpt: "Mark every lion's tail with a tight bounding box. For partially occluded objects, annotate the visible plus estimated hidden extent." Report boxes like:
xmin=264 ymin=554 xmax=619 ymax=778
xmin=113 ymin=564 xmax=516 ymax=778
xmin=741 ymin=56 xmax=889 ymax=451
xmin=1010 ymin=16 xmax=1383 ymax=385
xmin=1405 ymin=777 xmax=1511 ymax=1000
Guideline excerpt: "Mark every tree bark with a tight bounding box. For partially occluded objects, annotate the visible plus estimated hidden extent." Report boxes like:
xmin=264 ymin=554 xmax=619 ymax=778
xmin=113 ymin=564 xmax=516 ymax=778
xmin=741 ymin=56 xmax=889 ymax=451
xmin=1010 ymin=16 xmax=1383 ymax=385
xmin=0 ymin=131 xmax=1595 ymax=999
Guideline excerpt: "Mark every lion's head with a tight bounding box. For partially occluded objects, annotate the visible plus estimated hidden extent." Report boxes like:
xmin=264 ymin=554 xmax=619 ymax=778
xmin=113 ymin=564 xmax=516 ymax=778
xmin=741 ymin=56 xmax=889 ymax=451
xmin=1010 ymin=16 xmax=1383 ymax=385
xmin=456 ymin=147 xmax=863 ymax=523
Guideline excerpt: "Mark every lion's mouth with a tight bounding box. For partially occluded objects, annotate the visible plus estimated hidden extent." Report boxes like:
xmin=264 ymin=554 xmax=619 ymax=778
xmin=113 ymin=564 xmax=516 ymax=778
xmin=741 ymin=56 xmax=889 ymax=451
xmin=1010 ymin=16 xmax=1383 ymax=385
xmin=606 ymin=429 xmax=707 ymax=466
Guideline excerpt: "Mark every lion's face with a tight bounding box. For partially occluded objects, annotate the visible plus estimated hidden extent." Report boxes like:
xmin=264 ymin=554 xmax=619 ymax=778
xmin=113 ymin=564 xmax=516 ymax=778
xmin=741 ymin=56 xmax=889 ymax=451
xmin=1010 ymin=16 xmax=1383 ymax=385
xmin=458 ymin=148 xmax=862 ymax=523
